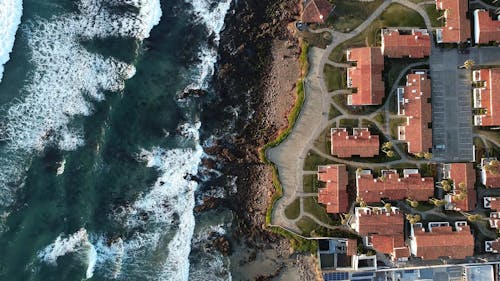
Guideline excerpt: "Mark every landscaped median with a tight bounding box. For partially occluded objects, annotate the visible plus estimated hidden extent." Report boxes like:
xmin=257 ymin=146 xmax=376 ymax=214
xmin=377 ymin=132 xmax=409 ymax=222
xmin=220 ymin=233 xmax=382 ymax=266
xmin=258 ymin=40 xmax=318 ymax=253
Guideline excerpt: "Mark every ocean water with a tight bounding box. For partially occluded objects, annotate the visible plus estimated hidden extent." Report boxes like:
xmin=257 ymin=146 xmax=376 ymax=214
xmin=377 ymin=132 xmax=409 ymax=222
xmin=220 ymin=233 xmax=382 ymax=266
xmin=0 ymin=0 xmax=233 ymax=280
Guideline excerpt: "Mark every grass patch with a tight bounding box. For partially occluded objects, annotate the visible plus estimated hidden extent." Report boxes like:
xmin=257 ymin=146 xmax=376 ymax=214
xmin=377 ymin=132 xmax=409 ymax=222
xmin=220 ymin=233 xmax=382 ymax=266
xmin=424 ymin=4 xmax=445 ymax=27
xmin=269 ymin=226 xmax=318 ymax=253
xmin=314 ymin=126 xmax=333 ymax=155
xmin=302 ymin=30 xmax=332 ymax=49
xmin=339 ymin=118 xmax=359 ymax=129
xmin=383 ymin=58 xmax=427 ymax=92
xmin=329 ymin=4 xmax=426 ymax=62
xmin=324 ymin=64 xmax=346 ymax=92
xmin=388 ymin=162 xmax=418 ymax=170
xmin=304 ymin=150 xmax=331 ymax=171
xmin=389 ymin=117 xmax=407 ymax=139
xmin=329 ymin=105 xmax=342 ymax=120
xmin=327 ymin=0 xmax=384 ymax=32
xmin=303 ymin=197 xmax=333 ymax=225
xmin=415 ymin=202 xmax=436 ymax=212
xmin=303 ymin=174 xmax=321 ymax=193
xmin=296 ymin=216 xmax=320 ymax=235
xmin=373 ymin=111 xmax=386 ymax=126
xmin=285 ymin=198 xmax=301 ymax=220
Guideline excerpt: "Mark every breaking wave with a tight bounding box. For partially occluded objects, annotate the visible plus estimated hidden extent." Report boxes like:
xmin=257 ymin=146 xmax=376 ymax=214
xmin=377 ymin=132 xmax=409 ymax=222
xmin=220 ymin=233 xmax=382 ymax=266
xmin=0 ymin=0 xmax=161 ymax=208
xmin=0 ymin=0 xmax=23 ymax=82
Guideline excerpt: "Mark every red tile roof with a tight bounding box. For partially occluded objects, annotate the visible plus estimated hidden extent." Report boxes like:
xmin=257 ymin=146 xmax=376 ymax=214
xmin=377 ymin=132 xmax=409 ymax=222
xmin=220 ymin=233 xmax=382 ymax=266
xmin=331 ymin=128 xmax=379 ymax=158
xmin=481 ymin=158 xmax=500 ymax=188
xmin=381 ymin=29 xmax=431 ymax=58
xmin=356 ymin=169 xmax=434 ymax=203
xmin=398 ymin=73 xmax=432 ymax=154
xmin=436 ymin=0 xmax=470 ymax=43
xmin=474 ymin=9 xmax=500 ymax=44
xmin=490 ymin=212 xmax=500 ymax=228
xmin=474 ymin=69 xmax=500 ymax=126
xmin=446 ymin=163 xmax=477 ymax=211
xmin=486 ymin=197 xmax=500 ymax=210
xmin=317 ymin=164 xmax=349 ymax=213
xmin=347 ymin=47 xmax=385 ymax=105
xmin=413 ymin=225 xmax=474 ymax=260
xmin=488 ymin=239 xmax=500 ymax=252
xmin=347 ymin=238 xmax=358 ymax=256
xmin=356 ymin=208 xmax=409 ymax=259
xmin=302 ymin=0 xmax=333 ymax=23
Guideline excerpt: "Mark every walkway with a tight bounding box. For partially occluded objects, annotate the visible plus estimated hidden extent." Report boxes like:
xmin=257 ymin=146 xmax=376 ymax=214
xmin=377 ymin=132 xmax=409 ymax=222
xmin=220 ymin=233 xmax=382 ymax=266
xmin=268 ymin=0 xmax=438 ymax=233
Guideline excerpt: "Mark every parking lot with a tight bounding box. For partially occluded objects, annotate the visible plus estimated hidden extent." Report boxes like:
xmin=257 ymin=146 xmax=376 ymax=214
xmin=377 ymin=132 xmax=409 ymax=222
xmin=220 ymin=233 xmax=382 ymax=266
xmin=430 ymin=48 xmax=474 ymax=161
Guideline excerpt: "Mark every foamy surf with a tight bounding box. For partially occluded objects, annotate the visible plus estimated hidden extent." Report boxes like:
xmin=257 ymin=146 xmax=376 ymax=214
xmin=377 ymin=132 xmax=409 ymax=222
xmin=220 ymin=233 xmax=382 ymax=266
xmin=0 ymin=0 xmax=23 ymax=83
xmin=38 ymin=228 xmax=98 ymax=279
xmin=0 ymin=0 xmax=161 ymax=210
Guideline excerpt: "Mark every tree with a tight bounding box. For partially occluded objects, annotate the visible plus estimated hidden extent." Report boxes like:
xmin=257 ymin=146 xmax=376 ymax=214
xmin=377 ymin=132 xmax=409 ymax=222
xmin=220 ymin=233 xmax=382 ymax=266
xmin=384 ymin=203 xmax=392 ymax=213
xmin=340 ymin=213 xmax=350 ymax=225
xmin=466 ymin=214 xmax=482 ymax=222
xmin=458 ymin=182 xmax=466 ymax=191
xmin=406 ymin=198 xmax=419 ymax=208
xmin=414 ymin=152 xmax=424 ymax=158
xmin=360 ymin=200 xmax=367 ymax=208
xmin=453 ymin=192 xmax=466 ymax=201
xmin=406 ymin=214 xmax=421 ymax=224
xmin=484 ymin=160 xmax=499 ymax=175
xmin=429 ymin=198 xmax=446 ymax=207
xmin=386 ymin=150 xmax=395 ymax=158
xmin=382 ymin=142 xmax=393 ymax=150
xmin=440 ymin=180 xmax=452 ymax=192
xmin=423 ymin=152 xmax=432 ymax=160
xmin=461 ymin=59 xmax=475 ymax=69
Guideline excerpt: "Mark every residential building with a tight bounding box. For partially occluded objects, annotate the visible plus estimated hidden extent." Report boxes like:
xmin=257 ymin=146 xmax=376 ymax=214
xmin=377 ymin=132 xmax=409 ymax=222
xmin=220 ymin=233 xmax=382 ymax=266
xmin=381 ymin=29 xmax=431 ymax=58
xmin=346 ymin=47 xmax=385 ymax=105
xmin=484 ymin=196 xmax=500 ymax=210
xmin=435 ymin=0 xmax=471 ymax=43
xmin=356 ymin=169 xmax=434 ymax=203
xmin=352 ymin=207 xmax=410 ymax=261
xmin=301 ymin=0 xmax=333 ymax=24
xmin=489 ymin=212 xmax=500 ymax=229
xmin=317 ymin=238 xmax=357 ymax=270
xmin=472 ymin=68 xmax=500 ymax=126
xmin=480 ymin=158 xmax=500 ymax=188
xmin=443 ymin=163 xmax=477 ymax=211
xmin=409 ymin=222 xmax=474 ymax=260
xmin=317 ymin=164 xmax=349 ymax=214
xmin=473 ymin=9 xmax=500 ymax=45
xmin=485 ymin=238 xmax=500 ymax=253
xmin=331 ymin=128 xmax=379 ymax=158
xmin=397 ymin=72 xmax=432 ymax=154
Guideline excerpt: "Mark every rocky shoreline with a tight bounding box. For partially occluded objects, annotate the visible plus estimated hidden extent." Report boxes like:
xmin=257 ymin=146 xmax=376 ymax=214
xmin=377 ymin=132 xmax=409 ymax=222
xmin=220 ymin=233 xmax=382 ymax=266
xmin=200 ymin=0 xmax=318 ymax=279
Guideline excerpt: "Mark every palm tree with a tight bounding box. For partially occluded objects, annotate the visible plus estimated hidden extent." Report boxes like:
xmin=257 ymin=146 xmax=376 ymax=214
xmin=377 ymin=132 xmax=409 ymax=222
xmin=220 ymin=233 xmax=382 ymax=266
xmin=384 ymin=203 xmax=392 ymax=213
xmin=440 ymin=180 xmax=452 ymax=192
xmin=429 ymin=198 xmax=446 ymax=207
xmin=466 ymin=213 xmax=482 ymax=222
xmin=423 ymin=152 xmax=432 ymax=160
xmin=382 ymin=141 xmax=393 ymax=150
xmin=406 ymin=198 xmax=419 ymax=208
xmin=461 ymin=59 xmax=475 ymax=69
xmin=360 ymin=199 xmax=367 ymax=208
xmin=453 ymin=192 xmax=466 ymax=201
xmin=406 ymin=214 xmax=421 ymax=224
xmin=414 ymin=152 xmax=424 ymax=158
xmin=457 ymin=182 xmax=466 ymax=191
xmin=386 ymin=150 xmax=395 ymax=158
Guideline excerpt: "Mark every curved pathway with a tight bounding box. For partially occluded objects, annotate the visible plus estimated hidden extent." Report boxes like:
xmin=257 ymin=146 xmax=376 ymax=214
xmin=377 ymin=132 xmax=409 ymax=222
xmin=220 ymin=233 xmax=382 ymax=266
xmin=268 ymin=0 xmax=437 ymax=234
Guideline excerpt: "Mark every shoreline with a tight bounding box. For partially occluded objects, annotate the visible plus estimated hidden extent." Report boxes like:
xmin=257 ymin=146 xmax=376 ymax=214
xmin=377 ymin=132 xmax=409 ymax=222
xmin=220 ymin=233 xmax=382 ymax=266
xmin=204 ymin=0 xmax=319 ymax=279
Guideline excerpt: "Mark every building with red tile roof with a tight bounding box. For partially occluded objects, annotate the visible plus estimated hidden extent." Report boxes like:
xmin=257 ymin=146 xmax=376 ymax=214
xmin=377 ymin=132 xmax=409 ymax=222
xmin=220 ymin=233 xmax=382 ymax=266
xmin=330 ymin=128 xmax=379 ymax=158
xmin=443 ymin=163 xmax=477 ymax=211
xmin=489 ymin=212 xmax=500 ymax=229
xmin=302 ymin=0 xmax=333 ymax=24
xmin=381 ymin=29 xmax=431 ymax=58
xmin=473 ymin=9 xmax=500 ymax=44
xmin=353 ymin=207 xmax=409 ymax=261
xmin=435 ymin=0 xmax=471 ymax=43
xmin=397 ymin=73 xmax=432 ymax=154
xmin=485 ymin=238 xmax=500 ymax=253
xmin=484 ymin=196 xmax=500 ymax=210
xmin=480 ymin=158 xmax=500 ymax=188
xmin=346 ymin=47 xmax=385 ymax=105
xmin=410 ymin=223 xmax=474 ymax=260
xmin=472 ymin=68 xmax=500 ymax=126
xmin=317 ymin=164 xmax=349 ymax=214
xmin=356 ymin=169 xmax=434 ymax=203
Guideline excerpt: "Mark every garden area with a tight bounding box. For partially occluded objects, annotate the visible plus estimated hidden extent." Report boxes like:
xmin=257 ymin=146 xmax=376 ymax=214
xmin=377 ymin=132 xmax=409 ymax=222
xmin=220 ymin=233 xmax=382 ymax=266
xmin=324 ymin=64 xmax=347 ymax=92
xmin=326 ymin=0 xmax=385 ymax=32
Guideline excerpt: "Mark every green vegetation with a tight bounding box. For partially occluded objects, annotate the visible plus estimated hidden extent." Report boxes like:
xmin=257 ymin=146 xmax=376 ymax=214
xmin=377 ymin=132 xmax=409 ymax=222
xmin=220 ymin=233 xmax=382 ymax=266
xmin=329 ymin=4 xmax=426 ymax=62
xmin=314 ymin=126 xmax=333 ymax=155
xmin=285 ymin=198 xmax=301 ymax=220
xmin=416 ymin=202 xmax=436 ymax=212
xmin=389 ymin=117 xmax=407 ymax=139
xmin=302 ymin=31 xmax=332 ymax=49
xmin=303 ymin=197 xmax=333 ymax=224
xmin=373 ymin=111 xmax=386 ymax=126
xmin=327 ymin=0 xmax=384 ymax=32
xmin=339 ymin=118 xmax=359 ymax=129
xmin=424 ymin=4 xmax=445 ymax=27
xmin=329 ymin=105 xmax=342 ymax=120
xmin=269 ymin=226 xmax=318 ymax=253
xmin=304 ymin=150 xmax=330 ymax=171
xmin=297 ymin=216 xmax=320 ymax=235
xmin=324 ymin=64 xmax=346 ymax=92
xmin=303 ymin=174 xmax=320 ymax=193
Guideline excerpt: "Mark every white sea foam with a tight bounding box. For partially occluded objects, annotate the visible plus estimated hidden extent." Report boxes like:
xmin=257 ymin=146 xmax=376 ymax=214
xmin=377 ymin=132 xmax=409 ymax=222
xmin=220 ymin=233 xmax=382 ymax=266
xmin=0 ymin=0 xmax=23 ymax=83
xmin=38 ymin=228 xmax=97 ymax=279
xmin=0 ymin=0 xmax=161 ymax=209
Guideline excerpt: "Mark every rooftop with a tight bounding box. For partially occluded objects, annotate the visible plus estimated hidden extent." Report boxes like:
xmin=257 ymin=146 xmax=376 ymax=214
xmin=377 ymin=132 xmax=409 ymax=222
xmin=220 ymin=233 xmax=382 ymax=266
xmin=302 ymin=0 xmax=333 ymax=24
xmin=318 ymin=164 xmax=349 ymax=214
xmin=473 ymin=68 xmax=500 ymax=126
xmin=484 ymin=196 xmax=500 ymax=210
xmin=356 ymin=169 xmax=434 ymax=203
xmin=397 ymin=73 xmax=432 ymax=154
xmin=331 ymin=128 xmax=379 ymax=158
xmin=443 ymin=163 xmax=477 ymax=211
xmin=435 ymin=0 xmax=470 ymax=43
xmin=411 ymin=224 xmax=474 ymax=260
xmin=474 ymin=9 xmax=500 ymax=45
xmin=481 ymin=158 xmax=500 ymax=188
xmin=346 ymin=47 xmax=385 ymax=105
xmin=381 ymin=29 xmax=431 ymax=58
